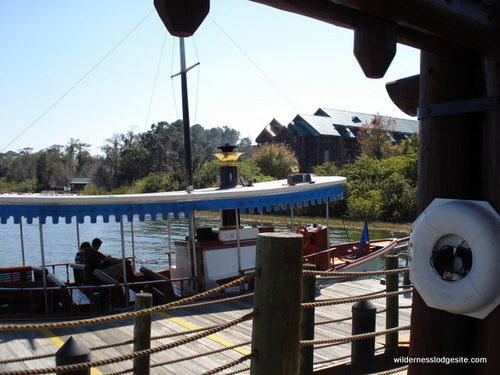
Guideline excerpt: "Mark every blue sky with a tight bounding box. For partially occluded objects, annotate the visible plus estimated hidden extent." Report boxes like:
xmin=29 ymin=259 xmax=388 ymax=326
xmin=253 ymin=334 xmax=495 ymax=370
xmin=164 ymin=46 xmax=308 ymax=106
xmin=1 ymin=0 xmax=420 ymax=154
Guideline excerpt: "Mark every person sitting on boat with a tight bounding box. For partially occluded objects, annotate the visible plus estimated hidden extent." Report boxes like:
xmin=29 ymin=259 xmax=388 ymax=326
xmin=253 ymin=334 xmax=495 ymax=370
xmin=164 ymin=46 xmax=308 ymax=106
xmin=84 ymin=238 xmax=132 ymax=280
xmin=75 ymin=241 xmax=91 ymax=264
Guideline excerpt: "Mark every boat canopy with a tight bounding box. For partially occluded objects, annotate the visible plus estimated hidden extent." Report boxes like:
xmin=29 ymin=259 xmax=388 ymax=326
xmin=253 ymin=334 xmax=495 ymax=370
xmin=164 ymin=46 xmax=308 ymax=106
xmin=0 ymin=176 xmax=345 ymax=224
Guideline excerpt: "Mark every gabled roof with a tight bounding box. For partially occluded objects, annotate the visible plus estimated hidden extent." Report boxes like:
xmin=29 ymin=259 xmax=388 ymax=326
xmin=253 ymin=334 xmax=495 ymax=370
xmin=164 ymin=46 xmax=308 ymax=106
xmin=257 ymin=108 xmax=418 ymax=143
xmin=255 ymin=119 xmax=286 ymax=141
xmin=268 ymin=118 xmax=284 ymax=135
xmin=290 ymin=114 xmax=340 ymax=137
xmin=315 ymin=108 xmax=418 ymax=134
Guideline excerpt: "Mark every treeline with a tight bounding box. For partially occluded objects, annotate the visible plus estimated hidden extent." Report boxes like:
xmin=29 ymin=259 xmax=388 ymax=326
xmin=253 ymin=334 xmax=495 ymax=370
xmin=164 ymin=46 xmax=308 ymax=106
xmin=0 ymin=117 xmax=419 ymax=223
xmin=0 ymin=120 xmax=292 ymax=194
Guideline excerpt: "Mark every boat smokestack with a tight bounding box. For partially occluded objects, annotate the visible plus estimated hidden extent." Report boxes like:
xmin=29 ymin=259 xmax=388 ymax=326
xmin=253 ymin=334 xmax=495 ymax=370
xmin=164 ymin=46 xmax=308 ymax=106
xmin=215 ymin=144 xmax=243 ymax=228
xmin=214 ymin=144 xmax=243 ymax=189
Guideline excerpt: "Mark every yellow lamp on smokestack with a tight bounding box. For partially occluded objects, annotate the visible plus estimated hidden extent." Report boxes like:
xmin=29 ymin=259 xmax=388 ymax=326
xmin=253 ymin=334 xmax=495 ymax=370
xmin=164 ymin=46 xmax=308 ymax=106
xmin=214 ymin=144 xmax=243 ymax=189
xmin=214 ymin=144 xmax=243 ymax=229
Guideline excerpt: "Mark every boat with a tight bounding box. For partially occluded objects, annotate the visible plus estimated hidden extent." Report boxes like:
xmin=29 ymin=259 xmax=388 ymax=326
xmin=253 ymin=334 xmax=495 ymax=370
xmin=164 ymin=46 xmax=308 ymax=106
xmin=297 ymin=221 xmax=409 ymax=281
xmin=0 ymin=173 xmax=409 ymax=320
xmin=0 ymin=169 xmax=348 ymax=319
xmin=0 ymin=145 xmax=406 ymax=319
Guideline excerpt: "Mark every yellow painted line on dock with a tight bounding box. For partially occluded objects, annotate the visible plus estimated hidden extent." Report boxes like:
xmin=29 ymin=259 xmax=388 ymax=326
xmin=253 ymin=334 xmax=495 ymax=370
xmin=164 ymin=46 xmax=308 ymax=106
xmin=156 ymin=312 xmax=251 ymax=355
xmin=39 ymin=328 xmax=102 ymax=375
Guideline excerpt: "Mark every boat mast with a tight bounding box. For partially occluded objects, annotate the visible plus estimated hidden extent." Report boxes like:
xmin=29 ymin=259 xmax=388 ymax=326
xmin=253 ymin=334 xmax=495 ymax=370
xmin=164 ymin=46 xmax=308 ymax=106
xmin=175 ymin=37 xmax=198 ymax=285
xmin=179 ymin=37 xmax=193 ymax=193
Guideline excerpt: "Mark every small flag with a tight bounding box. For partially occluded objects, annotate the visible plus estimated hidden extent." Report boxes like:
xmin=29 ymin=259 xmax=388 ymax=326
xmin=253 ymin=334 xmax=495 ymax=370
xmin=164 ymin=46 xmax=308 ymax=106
xmin=358 ymin=221 xmax=369 ymax=257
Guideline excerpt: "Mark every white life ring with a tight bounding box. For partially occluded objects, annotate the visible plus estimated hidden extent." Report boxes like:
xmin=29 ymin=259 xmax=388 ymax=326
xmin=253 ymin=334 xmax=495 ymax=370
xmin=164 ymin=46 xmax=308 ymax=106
xmin=409 ymin=198 xmax=500 ymax=319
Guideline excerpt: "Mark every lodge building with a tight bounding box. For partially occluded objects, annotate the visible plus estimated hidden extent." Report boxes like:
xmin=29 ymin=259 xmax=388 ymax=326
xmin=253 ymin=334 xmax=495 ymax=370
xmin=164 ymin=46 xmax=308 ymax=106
xmin=255 ymin=108 xmax=418 ymax=172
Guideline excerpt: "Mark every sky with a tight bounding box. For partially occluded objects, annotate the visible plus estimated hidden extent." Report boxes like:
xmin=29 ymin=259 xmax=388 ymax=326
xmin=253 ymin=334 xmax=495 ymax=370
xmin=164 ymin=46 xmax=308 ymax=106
xmin=0 ymin=1 xmax=420 ymax=155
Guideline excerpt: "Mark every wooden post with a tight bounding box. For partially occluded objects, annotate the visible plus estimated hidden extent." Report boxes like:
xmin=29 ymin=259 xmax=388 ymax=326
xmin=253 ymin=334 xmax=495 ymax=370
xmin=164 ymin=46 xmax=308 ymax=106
xmin=385 ymin=255 xmax=399 ymax=364
xmin=250 ymin=232 xmax=304 ymax=375
xmin=300 ymin=263 xmax=316 ymax=375
xmin=409 ymin=49 xmax=484 ymax=374
xmin=351 ymin=300 xmax=376 ymax=375
xmin=133 ymin=293 xmax=153 ymax=375
xmin=480 ymin=11 xmax=500 ymax=372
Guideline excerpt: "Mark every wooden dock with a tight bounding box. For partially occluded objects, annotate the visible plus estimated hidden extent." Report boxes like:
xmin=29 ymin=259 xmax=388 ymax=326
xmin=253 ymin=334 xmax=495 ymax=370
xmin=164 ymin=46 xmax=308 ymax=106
xmin=0 ymin=278 xmax=412 ymax=374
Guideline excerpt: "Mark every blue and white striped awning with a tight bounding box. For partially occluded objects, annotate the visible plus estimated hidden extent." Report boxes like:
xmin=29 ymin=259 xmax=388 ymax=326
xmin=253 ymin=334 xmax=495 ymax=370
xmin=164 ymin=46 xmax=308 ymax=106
xmin=0 ymin=176 xmax=345 ymax=224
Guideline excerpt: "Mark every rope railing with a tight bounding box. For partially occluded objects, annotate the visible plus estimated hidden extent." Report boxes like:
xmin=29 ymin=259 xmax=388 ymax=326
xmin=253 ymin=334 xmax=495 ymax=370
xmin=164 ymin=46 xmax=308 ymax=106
xmin=305 ymin=267 xmax=410 ymax=279
xmin=1 ymin=265 xmax=413 ymax=374
xmin=201 ymin=354 xmax=253 ymax=375
xmin=151 ymin=341 xmax=252 ymax=368
xmin=0 ymin=312 xmax=255 ymax=375
xmin=165 ymin=291 xmax=254 ymax=311
xmin=313 ymin=346 xmax=387 ymax=367
xmin=373 ymin=365 xmax=409 ymax=375
xmin=303 ymin=288 xmax=413 ymax=309
xmin=301 ymin=325 xmax=411 ymax=347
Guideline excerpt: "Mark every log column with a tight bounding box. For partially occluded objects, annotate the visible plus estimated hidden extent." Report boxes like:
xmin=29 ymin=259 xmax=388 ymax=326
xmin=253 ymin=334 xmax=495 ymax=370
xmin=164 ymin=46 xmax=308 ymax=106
xmin=409 ymin=49 xmax=484 ymax=374
xmin=479 ymin=17 xmax=500 ymax=373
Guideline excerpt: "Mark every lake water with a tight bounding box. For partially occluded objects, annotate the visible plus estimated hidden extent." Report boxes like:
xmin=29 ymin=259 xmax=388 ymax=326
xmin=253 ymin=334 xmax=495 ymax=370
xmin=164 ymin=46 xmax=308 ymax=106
xmin=1 ymin=215 xmax=409 ymax=271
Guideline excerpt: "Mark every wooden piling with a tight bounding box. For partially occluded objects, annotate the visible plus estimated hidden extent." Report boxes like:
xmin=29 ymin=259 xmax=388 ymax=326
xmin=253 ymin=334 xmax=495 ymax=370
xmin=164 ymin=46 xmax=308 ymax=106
xmin=385 ymin=255 xmax=399 ymax=363
xmin=133 ymin=293 xmax=153 ymax=375
xmin=300 ymin=263 xmax=316 ymax=375
xmin=250 ymin=232 xmax=304 ymax=375
xmin=351 ymin=300 xmax=376 ymax=375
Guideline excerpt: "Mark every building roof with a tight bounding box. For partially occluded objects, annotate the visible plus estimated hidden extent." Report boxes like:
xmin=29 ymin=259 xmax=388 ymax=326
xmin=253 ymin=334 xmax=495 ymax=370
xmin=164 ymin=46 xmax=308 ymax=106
xmin=255 ymin=108 xmax=418 ymax=143
xmin=70 ymin=177 xmax=92 ymax=185
xmin=291 ymin=114 xmax=341 ymax=137
xmin=315 ymin=108 xmax=418 ymax=134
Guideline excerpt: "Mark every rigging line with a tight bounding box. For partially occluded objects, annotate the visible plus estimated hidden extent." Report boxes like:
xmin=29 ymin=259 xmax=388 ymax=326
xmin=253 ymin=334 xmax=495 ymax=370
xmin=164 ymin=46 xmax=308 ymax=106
xmin=195 ymin=60 xmax=201 ymax=125
xmin=192 ymin=37 xmax=201 ymax=125
xmin=170 ymin=40 xmax=180 ymax=121
xmin=208 ymin=15 xmax=301 ymax=114
xmin=144 ymin=30 xmax=168 ymax=132
xmin=1 ymin=10 xmax=154 ymax=153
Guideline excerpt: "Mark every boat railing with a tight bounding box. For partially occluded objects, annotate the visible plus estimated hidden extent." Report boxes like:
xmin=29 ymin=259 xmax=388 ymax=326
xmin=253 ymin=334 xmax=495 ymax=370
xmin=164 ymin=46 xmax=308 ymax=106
xmin=25 ymin=257 xmax=137 ymax=284
xmin=0 ymin=283 xmax=79 ymax=315
xmin=302 ymin=247 xmax=339 ymax=270
xmin=0 ymin=266 xmax=35 ymax=282
xmin=0 ymin=267 xmax=201 ymax=317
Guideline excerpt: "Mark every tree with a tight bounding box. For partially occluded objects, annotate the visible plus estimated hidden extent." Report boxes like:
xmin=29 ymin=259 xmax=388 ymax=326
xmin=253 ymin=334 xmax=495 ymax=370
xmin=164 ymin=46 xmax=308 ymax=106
xmin=194 ymin=160 xmax=219 ymax=188
xmin=313 ymin=161 xmax=340 ymax=176
xmin=133 ymin=172 xmax=180 ymax=193
xmin=340 ymin=152 xmax=418 ymax=222
xmin=63 ymin=138 xmax=96 ymax=178
xmin=119 ymin=147 xmax=148 ymax=185
xmin=250 ymin=143 xmax=298 ymax=179
xmin=357 ymin=114 xmax=398 ymax=159
xmin=36 ymin=145 xmax=68 ymax=190
xmin=7 ymin=148 xmax=36 ymax=183
xmin=140 ymin=121 xmax=183 ymax=175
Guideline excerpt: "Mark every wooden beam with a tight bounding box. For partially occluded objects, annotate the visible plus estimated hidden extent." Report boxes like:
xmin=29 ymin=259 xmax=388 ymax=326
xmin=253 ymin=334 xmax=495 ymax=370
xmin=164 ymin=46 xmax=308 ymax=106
xmin=251 ymin=0 xmax=496 ymax=52
xmin=329 ymin=0 xmax=497 ymax=50
xmin=385 ymin=75 xmax=419 ymax=117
